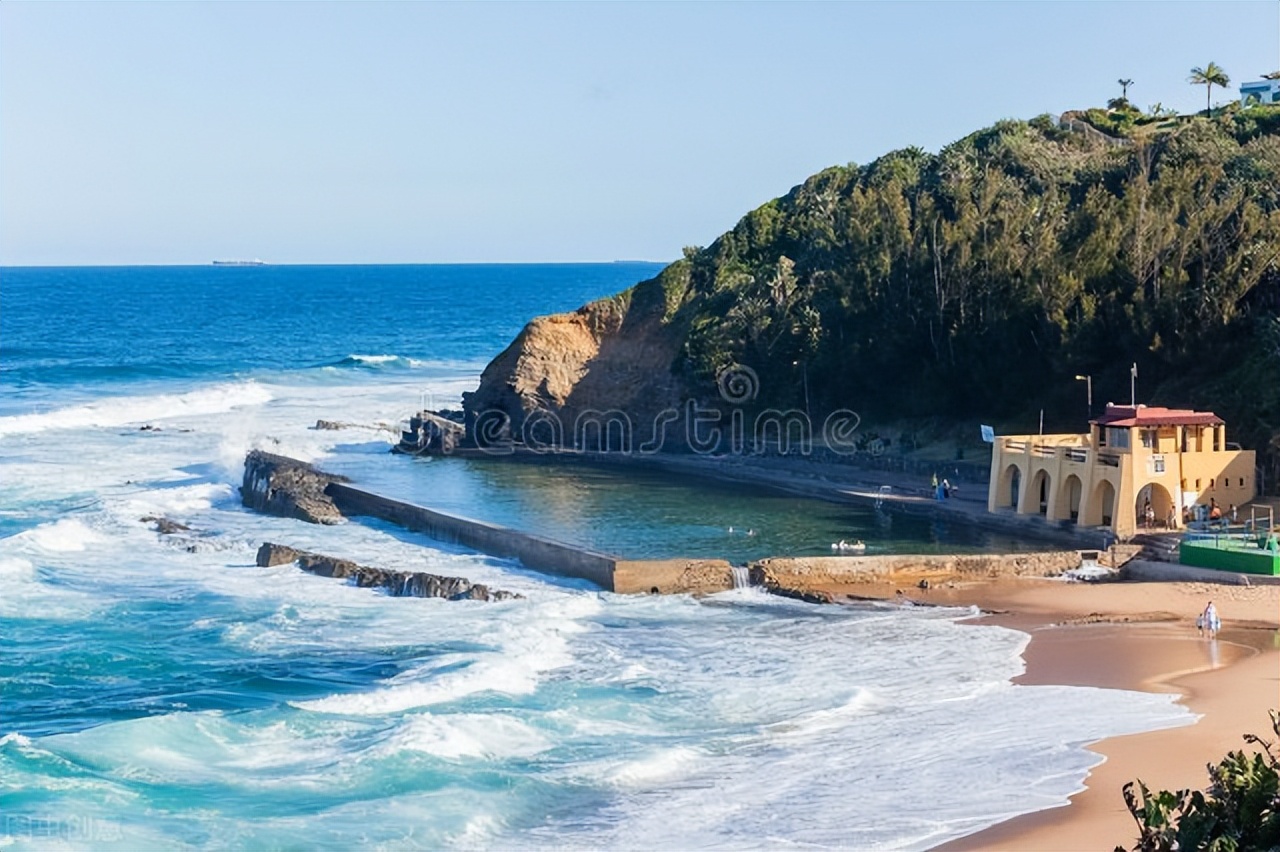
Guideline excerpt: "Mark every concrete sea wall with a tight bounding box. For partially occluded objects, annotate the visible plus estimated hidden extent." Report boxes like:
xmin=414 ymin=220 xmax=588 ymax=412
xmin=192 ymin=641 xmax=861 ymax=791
xmin=753 ymin=551 xmax=1084 ymax=595
xmin=327 ymin=483 xmax=733 ymax=594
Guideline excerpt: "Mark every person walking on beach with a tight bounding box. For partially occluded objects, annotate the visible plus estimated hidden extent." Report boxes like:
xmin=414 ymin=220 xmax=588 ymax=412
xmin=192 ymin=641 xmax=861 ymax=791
xmin=1198 ymin=601 xmax=1220 ymax=638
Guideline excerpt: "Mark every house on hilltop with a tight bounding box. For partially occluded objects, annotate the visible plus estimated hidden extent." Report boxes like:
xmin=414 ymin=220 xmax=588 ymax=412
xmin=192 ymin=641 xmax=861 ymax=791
xmin=987 ymin=404 xmax=1256 ymax=540
xmin=1240 ymin=78 xmax=1280 ymax=106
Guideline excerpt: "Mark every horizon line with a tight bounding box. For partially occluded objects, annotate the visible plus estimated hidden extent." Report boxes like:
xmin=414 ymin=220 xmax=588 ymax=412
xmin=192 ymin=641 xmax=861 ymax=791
xmin=0 ymin=259 xmax=674 ymax=269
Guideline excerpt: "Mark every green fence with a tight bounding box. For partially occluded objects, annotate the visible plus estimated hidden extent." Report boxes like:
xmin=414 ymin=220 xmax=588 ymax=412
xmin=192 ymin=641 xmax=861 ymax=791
xmin=1179 ymin=536 xmax=1280 ymax=576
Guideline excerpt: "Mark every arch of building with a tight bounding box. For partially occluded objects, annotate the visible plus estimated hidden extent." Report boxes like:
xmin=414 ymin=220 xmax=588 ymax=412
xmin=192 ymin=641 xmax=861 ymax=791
xmin=1136 ymin=482 xmax=1176 ymax=530
xmin=1082 ymin=479 xmax=1116 ymax=527
xmin=1020 ymin=469 xmax=1052 ymax=516
xmin=997 ymin=462 xmax=1023 ymax=510
xmin=1054 ymin=473 xmax=1084 ymax=522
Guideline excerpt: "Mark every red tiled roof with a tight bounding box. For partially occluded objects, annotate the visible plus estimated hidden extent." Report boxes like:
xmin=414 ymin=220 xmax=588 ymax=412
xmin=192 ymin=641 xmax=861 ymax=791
xmin=1092 ymin=404 xmax=1223 ymax=427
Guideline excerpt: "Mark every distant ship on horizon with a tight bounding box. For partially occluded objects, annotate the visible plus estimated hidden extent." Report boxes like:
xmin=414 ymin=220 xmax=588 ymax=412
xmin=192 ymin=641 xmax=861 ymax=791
xmin=211 ymin=259 xmax=267 ymax=266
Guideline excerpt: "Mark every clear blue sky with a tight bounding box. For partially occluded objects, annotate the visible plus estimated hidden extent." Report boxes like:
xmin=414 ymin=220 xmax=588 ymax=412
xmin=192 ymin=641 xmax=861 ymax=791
xmin=2 ymin=1 xmax=1276 ymax=266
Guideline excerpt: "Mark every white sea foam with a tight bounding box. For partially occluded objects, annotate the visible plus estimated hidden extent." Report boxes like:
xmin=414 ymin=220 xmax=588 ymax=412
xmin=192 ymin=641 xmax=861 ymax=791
xmin=0 ymin=557 xmax=36 ymax=582
xmin=602 ymin=745 xmax=703 ymax=788
xmin=15 ymin=518 xmax=103 ymax=552
xmin=347 ymin=354 xmax=404 ymax=365
xmin=289 ymin=593 xmax=600 ymax=716
xmin=0 ymin=381 xmax=272 ymax=437
xmin=379 ymin=713 xmax=551 ymax=761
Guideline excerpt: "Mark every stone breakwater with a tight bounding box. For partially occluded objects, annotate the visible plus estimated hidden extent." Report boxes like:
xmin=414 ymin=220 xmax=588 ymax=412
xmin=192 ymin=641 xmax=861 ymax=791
xmin=240 ymin=451 xmax=734 ymax=594
xmin=241 ymin=450 xmax=348 ymax=524
xmin=256 ymin=543 xmax=522 ymax=602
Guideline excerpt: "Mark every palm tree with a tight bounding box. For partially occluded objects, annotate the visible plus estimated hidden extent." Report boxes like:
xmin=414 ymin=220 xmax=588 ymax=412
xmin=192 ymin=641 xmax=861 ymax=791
xmin=1118 ymin=78 xmax=1134 ymax=100
xmin=1189 ymin=63 xmax=1230 ymax=117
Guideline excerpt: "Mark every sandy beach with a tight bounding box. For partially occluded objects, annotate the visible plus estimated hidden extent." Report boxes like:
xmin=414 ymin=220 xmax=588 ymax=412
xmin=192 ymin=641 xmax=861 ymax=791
xmin=815 ymin=577 xmax=1280 ymax=851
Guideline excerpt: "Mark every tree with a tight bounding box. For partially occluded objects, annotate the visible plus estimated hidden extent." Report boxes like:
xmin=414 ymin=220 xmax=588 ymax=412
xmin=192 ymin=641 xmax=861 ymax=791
xmin=1119 ymin=78 xmax=1134 ymax=100
xmin=1189 ymin=63 xmax=1230 ymax=117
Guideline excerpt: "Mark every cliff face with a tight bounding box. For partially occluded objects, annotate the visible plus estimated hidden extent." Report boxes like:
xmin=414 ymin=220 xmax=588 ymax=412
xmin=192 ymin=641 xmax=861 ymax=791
xmin=462 ymin=280 xmax=693 ymax=450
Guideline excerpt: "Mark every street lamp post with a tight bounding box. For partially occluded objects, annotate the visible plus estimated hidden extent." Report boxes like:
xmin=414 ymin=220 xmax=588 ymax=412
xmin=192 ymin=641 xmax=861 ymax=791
xmin=793 ymin=360 xmax=811 ymax=421
xmin=1074 ymin=374 xmax=1092 ymax=421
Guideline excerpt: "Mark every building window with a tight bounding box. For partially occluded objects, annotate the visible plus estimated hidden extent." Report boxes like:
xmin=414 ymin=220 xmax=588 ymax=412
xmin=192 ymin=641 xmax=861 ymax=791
xmin=1210 ymin=479 xmax=1215 ymax=489
xmin=1240 ymin=477 xmax=1245 ymax=487
xmin=1153 ymin=456 xmax=1165 ymax=474
xmin=1141 ymin=429 xmax=1157 ymax=449
xmin=1196 ymin=479 xmax=1201 ymax=489
xmin=1108 ymin=428 xmax=1130 ymax=449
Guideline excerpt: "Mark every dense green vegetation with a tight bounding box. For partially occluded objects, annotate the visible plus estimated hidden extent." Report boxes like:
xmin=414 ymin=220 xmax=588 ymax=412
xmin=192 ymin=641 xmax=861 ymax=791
xmin=1118 ymin=710 xmax=1280 ymax=851
xmin=632 ymin=107 xmax=1280 ymax=487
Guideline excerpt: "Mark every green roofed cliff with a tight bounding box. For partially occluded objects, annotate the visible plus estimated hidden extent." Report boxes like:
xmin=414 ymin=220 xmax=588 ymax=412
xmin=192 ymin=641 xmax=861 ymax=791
xmin=463 ymin=106 xmax=1280 ymax=487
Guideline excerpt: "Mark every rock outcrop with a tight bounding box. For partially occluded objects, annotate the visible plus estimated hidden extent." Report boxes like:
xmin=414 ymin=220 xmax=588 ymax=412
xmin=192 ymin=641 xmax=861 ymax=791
xmin=394 ymin=411 xmax=466 ymax=455
xmin=141 ymin=516 xmax=191 ymax=535
xmin=241 ymin=451 xmax=348 ymax=524
xmin=256 ymin=543 xmax=522 ymax=601
xmin=461 ymin=282 xmax=690 ymax=452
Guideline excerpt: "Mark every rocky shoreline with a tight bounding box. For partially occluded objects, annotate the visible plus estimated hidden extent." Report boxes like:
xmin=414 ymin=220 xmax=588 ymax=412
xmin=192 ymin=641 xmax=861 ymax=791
xmin=256 ymin=543 xmax=521 ymax=602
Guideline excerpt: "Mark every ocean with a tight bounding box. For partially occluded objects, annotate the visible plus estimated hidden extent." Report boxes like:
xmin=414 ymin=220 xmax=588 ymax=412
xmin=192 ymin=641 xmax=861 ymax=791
xmin=0 ymin=264 xmax=1192 ymax=849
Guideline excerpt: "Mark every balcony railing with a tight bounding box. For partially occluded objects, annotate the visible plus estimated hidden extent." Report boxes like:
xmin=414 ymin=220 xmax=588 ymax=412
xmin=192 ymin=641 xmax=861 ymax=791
xmin=1001 ymin=438 xmax=1123 ymax=469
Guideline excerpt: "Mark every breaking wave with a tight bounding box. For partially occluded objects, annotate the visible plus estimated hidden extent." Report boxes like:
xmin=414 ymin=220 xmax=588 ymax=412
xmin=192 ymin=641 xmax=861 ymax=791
xmin=0 ymin=382 xmax=272 ymax=437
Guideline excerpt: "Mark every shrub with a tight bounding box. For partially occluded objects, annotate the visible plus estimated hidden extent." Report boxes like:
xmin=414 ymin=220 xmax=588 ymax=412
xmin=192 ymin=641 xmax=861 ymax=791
xmin=1116 ymin=710 xmax=1280 ymax=851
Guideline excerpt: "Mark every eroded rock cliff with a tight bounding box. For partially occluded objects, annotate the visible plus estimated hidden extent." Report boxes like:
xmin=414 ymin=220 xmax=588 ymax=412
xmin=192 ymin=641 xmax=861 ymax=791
xmin=462 ymin=278 xmax=692 ymax=451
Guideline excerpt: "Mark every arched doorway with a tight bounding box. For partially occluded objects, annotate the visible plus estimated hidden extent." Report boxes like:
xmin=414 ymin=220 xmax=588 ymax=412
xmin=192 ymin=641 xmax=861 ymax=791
xmin=998 ymin=463 xmax=1022 ymax=509
xmin=1083 ymin=479 xmax=1116 ymax=527
xmin=1136 ymin=482 xmax=1175 ymax=530
xmin=1027 ymin=470 xmax=1051 ymax=516
xmin=1056 ymin=474 xmax=1083 ymax=522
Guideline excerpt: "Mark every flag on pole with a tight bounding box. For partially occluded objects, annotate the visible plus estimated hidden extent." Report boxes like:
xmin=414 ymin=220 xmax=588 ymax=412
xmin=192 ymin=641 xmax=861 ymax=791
xmin=1131 ymin=362 xmax=1138 ymax=379
xmin=980 ymin=424 xmax=995 ymax=443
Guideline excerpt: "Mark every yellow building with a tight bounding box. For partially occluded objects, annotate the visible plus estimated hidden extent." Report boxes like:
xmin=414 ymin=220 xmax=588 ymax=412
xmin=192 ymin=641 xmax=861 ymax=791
xmin=987 ymin=404 xmax=1256 ymax=540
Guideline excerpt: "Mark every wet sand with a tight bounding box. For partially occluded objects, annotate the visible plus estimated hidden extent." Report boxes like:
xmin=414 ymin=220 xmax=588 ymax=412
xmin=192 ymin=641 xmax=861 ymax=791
xmin=816 ymin=577 xmax=1280 ymax=850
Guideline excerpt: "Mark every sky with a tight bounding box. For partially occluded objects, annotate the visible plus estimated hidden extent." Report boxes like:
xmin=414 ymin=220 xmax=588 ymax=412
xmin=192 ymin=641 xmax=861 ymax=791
xmin=2 ymin=1 xmax=1277 ymax=266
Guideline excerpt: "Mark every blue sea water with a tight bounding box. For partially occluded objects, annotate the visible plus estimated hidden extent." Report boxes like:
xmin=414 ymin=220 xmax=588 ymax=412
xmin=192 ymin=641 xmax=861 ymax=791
xmin=0 ymin=264 xmax=1192 ymax=849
